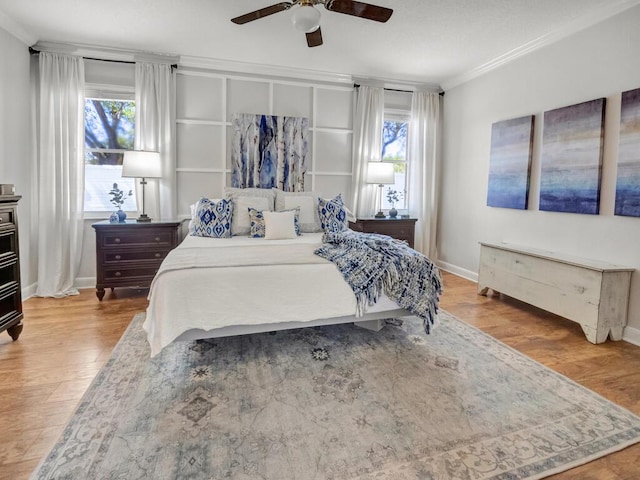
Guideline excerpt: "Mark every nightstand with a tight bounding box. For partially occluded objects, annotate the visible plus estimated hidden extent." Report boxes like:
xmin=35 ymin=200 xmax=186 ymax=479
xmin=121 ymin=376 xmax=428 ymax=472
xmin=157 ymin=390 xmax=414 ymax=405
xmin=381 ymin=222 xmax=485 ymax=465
xmin=92 ymin=219 xmax=182 ymax=301
xmin=349 ymin=217 xmax=417 ymax=248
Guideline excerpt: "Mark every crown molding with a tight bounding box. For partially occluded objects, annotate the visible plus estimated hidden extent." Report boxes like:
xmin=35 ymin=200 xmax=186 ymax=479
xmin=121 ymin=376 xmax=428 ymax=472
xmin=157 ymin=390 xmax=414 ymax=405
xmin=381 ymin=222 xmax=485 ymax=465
xmin=179 ymin=54 xmax=353 ymax=86
xmin=441 ymin=0 xmax=640 ymax=91
xmin=32 ymin=41 xmax=180 ymax=64
xmin=0 ymin=9 xmax=37 ymax=45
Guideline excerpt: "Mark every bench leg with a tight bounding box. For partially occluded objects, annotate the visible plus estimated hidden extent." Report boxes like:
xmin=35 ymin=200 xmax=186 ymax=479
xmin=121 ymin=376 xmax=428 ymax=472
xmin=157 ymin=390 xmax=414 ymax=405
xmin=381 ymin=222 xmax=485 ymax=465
xmin=581 ymin=324 xmax=612 ymax=344
xmin=354 ymin=319 xmax=384 ymax=332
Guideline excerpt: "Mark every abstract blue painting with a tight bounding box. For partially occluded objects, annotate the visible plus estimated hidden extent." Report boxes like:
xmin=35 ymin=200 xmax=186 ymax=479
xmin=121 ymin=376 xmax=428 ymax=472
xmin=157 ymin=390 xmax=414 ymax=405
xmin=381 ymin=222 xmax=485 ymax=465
xmin=487 ymin=115 xmax=534 ymax=209
xmin=615 ymin=88 xmax=640 ymax=217
xmin=540 ymin=98 xmax=605 ymax=214
xmin=231 ymin=113 xmax=309 ymax=192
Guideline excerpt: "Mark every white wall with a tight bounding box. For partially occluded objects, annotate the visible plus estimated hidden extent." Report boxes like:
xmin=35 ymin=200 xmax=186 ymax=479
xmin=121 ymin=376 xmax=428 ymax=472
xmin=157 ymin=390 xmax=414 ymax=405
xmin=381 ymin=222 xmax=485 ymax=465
xmin=440 ymin=6 xmax=640 ymax=331
xmin=0 ymin=26 xmax=34 ymax=293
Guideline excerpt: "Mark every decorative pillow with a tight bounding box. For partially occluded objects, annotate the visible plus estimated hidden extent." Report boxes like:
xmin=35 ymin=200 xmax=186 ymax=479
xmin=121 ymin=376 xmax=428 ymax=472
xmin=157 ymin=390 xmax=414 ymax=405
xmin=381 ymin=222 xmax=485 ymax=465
xmin=249 ymin=207 xmax=301 ymax=238
xmin=190 ymin=198 xmax=233 ymax=238
xmin=224 ymin=187 xmax=276 ymax=235
xmin=188 ymin=199 xmax=220 ymax=233
xmin=318 ymin=194 xmax=348 ymax=233
xmin=263 ymin=210 xmax=299 ymax=240
xmin=248 ymin=207 xmax=266 ymax=238
xmin=273 ymin=189 xmax=322 ymax=233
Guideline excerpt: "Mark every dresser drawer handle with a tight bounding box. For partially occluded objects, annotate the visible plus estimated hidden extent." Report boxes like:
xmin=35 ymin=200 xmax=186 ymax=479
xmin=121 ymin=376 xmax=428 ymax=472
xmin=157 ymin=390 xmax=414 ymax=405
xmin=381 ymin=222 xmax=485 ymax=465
xmin=155 ymin=236 xmax=161 ymax=242
xmin=114 ymin=272 xmax=121 ymax=277
xmin=114 ymin=238 xmax=121 ymax=243
xmin=115 ymin=255 xmax=121 ymax=260
xmin=155 ymin=253 xmax=161 ymax=258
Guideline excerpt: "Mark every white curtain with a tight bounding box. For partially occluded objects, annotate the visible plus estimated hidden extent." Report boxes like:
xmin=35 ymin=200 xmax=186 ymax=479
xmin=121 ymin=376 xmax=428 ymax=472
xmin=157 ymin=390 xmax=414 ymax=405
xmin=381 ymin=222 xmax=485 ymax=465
xmin=407 ymin=92 xmax=441 ymax=259
xmin=134 ymin=62 xmax=176 ymax=220
xmin=351 ymin=85 xmax=384 ymax=218
xmin=35 ymin=53 xmax=85 ymax=297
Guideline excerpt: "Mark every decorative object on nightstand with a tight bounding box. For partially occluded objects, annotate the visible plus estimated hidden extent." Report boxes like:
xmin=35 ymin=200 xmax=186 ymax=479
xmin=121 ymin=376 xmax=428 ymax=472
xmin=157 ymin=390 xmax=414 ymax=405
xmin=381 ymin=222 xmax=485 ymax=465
xmin=0 ymin=194 xmax=23 ymax=340
xmin=108 ymin=183 xmax=133 ymax=223
xmin=349 ymin=217 xmax=417 ymax=249
xmin=92 ymin=220 xmax=181 ymax=301
xmin=366 ymin=162 xmax=395 ymax=218
xmin=386 ymin=188 xmax=403 ymax=218
xmin=122 ymin=150 xmax=162 ymax=223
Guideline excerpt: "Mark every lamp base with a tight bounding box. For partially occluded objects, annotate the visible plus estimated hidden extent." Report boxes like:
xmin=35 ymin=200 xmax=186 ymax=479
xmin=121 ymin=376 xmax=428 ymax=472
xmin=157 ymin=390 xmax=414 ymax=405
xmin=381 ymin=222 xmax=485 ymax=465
xmin=374 ymin=211 xmax=386 ymax=218
xmin=136 ymin=214 xmax=152 ymax=223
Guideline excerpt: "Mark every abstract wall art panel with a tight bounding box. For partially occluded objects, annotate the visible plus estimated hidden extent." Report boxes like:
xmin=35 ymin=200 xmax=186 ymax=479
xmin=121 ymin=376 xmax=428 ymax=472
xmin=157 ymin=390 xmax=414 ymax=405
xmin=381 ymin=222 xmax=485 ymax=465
xmin=539 ymin=98 xmax=605 ymax=214
xmin=486 ymin=115 xmax=534 ymax=209
xmin=615 ymin=88 xmax=640 ymax=217
xmin=231 ymin=113 xmax=309 ymax=192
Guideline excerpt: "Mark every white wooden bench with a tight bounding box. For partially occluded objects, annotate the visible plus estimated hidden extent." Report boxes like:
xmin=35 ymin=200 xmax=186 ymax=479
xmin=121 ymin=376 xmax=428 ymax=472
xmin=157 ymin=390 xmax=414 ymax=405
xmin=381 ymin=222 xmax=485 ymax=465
xmin=478 ymin=242 xmax=634 ymax=344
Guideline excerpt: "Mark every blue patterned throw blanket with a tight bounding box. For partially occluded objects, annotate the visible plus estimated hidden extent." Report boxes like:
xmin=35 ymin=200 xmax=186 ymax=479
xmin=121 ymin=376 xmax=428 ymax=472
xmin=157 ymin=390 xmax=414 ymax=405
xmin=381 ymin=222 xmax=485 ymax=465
xmin=315 ymin=230 xmax=442 ymax=333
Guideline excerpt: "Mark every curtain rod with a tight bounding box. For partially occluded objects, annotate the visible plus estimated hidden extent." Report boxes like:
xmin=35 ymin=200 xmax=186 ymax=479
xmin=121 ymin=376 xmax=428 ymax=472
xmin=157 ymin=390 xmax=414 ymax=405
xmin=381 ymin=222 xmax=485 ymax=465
xmin=354 ymin=83 xmax=444 ymax=96
xmin=28 ymin=47 xmax=178 ymax=69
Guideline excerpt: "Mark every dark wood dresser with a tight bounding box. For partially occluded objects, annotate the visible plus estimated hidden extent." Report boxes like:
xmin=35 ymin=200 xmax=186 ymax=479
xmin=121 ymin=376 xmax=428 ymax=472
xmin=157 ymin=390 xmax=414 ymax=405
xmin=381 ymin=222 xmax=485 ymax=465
xmin=349 ymin=217 xmax=417 ymax=248
xmin=92 ymin=220 xmax=181 ymax=300
xmin=0 ymin=195 xmax=23 ymax=340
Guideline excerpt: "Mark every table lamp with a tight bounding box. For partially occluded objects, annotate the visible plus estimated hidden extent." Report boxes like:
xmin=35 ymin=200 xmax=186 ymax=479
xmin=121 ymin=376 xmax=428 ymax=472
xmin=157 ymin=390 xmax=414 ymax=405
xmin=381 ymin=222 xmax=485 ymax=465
xmin=122 ymin=150 xmax=162 ymax=222
xmin=366 ymin=162 xmax=395 ymax=218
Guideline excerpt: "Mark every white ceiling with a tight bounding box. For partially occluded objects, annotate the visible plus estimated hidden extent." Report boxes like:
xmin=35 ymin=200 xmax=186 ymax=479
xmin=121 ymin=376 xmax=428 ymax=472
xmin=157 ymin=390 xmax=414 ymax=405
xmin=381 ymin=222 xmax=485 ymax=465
xmin=1 ymin=0 xmax=638 ymax=89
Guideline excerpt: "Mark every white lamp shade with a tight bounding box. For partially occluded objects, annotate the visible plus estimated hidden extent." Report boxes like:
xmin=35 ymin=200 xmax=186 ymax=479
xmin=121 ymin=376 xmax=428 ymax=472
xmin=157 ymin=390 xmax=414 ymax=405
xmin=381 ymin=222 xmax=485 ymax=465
xmin=291 ymin=5 xmax=321 ymax=33
xmin=122 ymin=151 xmax=162 ymax=178
xmin=366 ymin=162 xmax=395 ymax=184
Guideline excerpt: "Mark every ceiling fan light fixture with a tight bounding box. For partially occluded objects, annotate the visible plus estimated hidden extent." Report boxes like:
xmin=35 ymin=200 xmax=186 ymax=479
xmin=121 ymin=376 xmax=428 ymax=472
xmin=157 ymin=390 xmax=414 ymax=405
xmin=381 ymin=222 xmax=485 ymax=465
xmin=291 ymin=5 xmax=321 ymax=33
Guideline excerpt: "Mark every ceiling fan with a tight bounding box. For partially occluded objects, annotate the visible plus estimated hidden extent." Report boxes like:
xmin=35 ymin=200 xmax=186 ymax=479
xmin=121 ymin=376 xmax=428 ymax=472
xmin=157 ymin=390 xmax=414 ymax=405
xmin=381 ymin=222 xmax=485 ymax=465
xmin=231 ymin=0 xmax=393 ymax=48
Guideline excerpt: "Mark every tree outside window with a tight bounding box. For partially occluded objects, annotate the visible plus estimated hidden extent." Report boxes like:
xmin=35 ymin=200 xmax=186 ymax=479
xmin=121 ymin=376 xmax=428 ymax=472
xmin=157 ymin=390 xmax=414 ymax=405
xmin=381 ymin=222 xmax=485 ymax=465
xmin=381 ymin=116 xmax=408 ymax=210
xmin=84 ymin=98 xmax=137 ymax=212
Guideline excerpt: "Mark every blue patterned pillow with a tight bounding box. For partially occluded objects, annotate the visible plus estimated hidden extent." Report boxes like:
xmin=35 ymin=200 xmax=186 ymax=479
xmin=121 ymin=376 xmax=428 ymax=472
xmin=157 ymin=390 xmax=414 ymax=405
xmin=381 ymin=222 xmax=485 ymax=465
xmin=248 ymin=207 xmax=301 ymax=238
xmin=318 ymin=194 xmax=348 ymax=233
xmin=190 ymin=198 xmax=233 ymax=238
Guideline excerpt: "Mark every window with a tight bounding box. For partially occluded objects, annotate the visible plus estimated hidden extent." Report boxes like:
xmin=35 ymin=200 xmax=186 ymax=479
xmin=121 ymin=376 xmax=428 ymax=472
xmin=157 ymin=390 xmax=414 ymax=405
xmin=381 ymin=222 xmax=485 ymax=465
xmin=84 ymin=98 xmax=137 ymax=212
xmin=381 ymin=114 xmax=409 ymax=210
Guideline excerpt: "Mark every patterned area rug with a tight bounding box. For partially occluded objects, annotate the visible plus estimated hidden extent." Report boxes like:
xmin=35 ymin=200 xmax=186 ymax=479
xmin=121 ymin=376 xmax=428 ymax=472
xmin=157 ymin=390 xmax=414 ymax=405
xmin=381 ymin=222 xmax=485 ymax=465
xmin=31 ymin=311 xmax=640 ymax=480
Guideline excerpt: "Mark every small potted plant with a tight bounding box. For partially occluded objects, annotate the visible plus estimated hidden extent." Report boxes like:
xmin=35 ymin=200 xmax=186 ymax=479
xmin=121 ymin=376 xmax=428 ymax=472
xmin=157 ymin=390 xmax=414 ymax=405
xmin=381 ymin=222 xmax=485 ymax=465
xmin=386 ymin=188 xmax=403 ymax=218
xmin=108 ymin=183 xmax=133 ymax=223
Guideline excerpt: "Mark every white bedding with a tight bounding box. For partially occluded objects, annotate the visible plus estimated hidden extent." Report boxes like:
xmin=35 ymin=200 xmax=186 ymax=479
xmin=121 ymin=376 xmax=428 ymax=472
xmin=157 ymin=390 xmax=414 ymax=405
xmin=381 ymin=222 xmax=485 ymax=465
xmin=143 ymin=233 xmax=408 ymax=356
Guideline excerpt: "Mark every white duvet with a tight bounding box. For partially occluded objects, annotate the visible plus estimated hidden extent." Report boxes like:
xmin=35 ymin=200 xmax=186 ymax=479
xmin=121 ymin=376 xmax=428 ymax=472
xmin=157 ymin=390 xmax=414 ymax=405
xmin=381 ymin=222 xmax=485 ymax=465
xmin=143 ymin=233 xmax=405 ymax=356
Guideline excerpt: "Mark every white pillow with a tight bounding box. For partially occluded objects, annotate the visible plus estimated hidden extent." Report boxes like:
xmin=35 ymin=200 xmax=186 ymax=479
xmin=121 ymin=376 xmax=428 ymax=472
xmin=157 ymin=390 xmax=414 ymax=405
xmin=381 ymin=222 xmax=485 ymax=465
xmin=224 ymin=187 xmax=276 ymax=235
xmin=234 ymin=196 xmax=271 ymax=236
xmin=263 ymin=210 xmax=297 ymax=240
xmin=273 ymin=189 xmax=322 ymax=233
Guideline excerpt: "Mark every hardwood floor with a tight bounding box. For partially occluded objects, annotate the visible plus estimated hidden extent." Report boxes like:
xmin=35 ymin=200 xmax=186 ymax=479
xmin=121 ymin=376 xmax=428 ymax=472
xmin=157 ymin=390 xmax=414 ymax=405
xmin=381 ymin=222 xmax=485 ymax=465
xmin=1 ymin=272 xmax=639 ymax=479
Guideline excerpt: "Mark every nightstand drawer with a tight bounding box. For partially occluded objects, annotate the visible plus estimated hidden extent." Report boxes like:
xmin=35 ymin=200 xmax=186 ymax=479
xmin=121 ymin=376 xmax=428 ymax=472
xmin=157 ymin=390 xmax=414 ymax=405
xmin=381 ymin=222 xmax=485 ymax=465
xmin=103 ymin=265 xmax=161 ymax=282
xmin=104 ymin=249 xmax=170 ymax=263
xmin=101 ymin=231 xmax=174 ymax=248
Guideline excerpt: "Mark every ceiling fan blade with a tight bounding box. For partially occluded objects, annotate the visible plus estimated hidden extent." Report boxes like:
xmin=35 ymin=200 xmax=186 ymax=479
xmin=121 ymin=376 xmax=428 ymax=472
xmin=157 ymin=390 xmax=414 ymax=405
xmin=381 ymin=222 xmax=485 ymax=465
xmin=231 ymin=2 xmax=293 ymax=25
xmin=324 ymin=0 xmax=392 ymax=22
xmin=306 ymin=27 xmax=323 ymax=47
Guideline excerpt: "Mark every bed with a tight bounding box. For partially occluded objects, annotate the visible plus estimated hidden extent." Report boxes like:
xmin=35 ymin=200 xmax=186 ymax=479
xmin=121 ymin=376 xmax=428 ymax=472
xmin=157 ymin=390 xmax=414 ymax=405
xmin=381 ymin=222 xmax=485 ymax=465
xmin=142 ymin=189 xmax=441 ymax=356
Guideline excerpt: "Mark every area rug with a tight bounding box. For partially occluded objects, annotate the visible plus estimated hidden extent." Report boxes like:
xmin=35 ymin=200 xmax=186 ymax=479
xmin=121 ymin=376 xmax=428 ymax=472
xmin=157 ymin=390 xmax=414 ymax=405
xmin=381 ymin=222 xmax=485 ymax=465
xmin=31 ymin=311 xmax=640 ymax=480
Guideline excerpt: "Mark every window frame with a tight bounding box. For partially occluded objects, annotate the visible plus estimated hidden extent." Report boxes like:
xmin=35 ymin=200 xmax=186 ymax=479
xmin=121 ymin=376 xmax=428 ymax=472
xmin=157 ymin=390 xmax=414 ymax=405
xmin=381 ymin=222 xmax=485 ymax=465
xmin=381 ymin=109 xmax=410 ymax=212
xmin=83 ymin=84 xmax=137 ymax=217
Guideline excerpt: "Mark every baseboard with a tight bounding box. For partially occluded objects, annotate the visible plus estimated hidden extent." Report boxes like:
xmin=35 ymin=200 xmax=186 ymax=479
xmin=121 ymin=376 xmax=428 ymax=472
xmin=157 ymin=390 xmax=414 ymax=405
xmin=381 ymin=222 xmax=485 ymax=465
xmin=436 ymin=260 xmax=478 ymax=283
xmin=623 ymin=325 xmax=640 ymax=347
xmin=75 ymin=277 xmax=97 ymax=290
xmin=22 ymin=282 xmax=37 ymax=301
